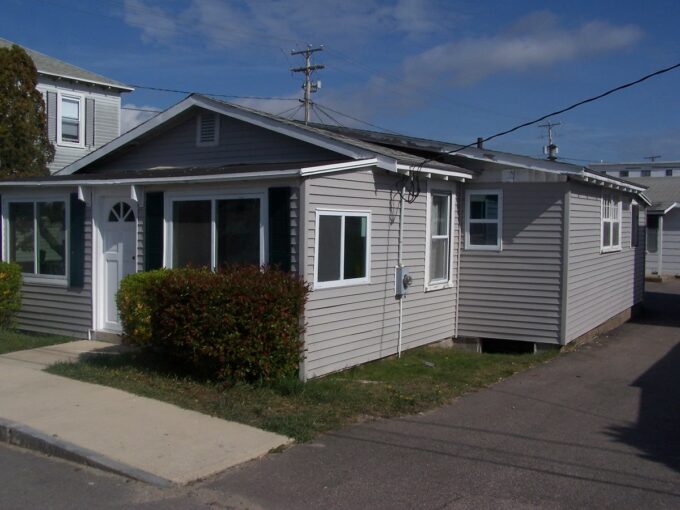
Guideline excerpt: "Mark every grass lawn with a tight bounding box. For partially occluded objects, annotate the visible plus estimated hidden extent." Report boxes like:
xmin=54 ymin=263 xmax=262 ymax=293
xmin=0 ymin=328 xmax=73 ymax=355
xmin=47 ymin=346 xmax=558 ymax=442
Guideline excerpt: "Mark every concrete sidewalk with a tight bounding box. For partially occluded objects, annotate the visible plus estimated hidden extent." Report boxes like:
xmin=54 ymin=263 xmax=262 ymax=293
xmin=0 ymin=341 xmax=290 ymax=486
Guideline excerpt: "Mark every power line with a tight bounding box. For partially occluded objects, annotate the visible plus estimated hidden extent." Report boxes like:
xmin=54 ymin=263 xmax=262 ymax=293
xmin=314 ymin=102 xmax=401 ymax=135
xmin=128 ymin=84 xmax=298 ymax=101
xmin=418 ymin=60 xmax=680 ymax=167
xmin=121 ymin=106 xmax=161 ymax=113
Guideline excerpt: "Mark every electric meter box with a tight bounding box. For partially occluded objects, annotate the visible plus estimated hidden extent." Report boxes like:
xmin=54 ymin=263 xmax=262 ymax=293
xmin=395 ymin=266 xmax=412 ymax=297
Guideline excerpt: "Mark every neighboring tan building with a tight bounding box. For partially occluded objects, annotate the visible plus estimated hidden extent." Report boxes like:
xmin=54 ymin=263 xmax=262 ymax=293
xmin=592 ymin=161 xmax=680 ymax=179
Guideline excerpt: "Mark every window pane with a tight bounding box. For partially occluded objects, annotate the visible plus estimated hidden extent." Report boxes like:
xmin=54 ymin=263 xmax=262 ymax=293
xmin=430 ymin=238 xmax=449 ymax=281
xmin=431 ymin=195 xmax=449 ymax=236
xmin=469 ymin=223 xmax=498 ymax=246
xmin=173 ymin=201 xmax=211 ymax=268
xmin=344 ymin=216 xmax=367 ymax=280
xmin=216 ymin=199 xmax=260 ymax=267
xmin=603 ymin=222 xmax=611 ymax=247
xmin=470 ymin=194 xmax=498 ymax=220
xmin=62 ymin=98 xmax=79 ymax=120
xmin=37 ymin=202 xmax=65 ymax=276
xmin=612 ymin=222 xmax=620 ymax=246
xmin=9 ymin=203 xmax=35 ymax=273
xmin=317 ymin=215 xmax=341 ymax=282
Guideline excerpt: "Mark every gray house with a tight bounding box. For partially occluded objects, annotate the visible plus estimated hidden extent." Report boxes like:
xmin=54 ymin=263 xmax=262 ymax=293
xmin=628 ymin=177 xmax=680 ymax=277
xmin=0 ymin=37 xmax=133 ymax=173
xmin=0 ymin=95 xmax=650 ymax=379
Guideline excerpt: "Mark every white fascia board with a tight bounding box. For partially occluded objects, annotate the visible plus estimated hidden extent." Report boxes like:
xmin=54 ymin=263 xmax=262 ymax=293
xmin=0 ymin=169 xmax=301 ymax=188
xmin=396 ymin=163 xmax=472 ymax=181
xmin=56 ymin=97 xmax=200 ymax=175
xmin=663 ymin=202 xmax=679 ymax=214
xmin=580 ymin=170 xmax=647 ymax=193
xmin=375 ymin=155 xmax=398 ymax=172
xmin=38 ymin=70 xmax=134 ymax=91
xmin=193 ymin=96 xmax=376 ymax=160
xmin=300 ymin=158 xmax=378 ymax=176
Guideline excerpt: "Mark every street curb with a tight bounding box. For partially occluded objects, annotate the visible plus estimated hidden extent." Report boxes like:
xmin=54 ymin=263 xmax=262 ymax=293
xmin=0 ymin=417 xmax=174 ymax=487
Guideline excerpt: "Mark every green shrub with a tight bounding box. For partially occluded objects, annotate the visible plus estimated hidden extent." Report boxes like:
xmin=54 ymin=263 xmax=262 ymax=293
xmin=0 ymin=261 xmax=22 ymax=328
xmin=117 ymin=269 xmax=168 ymax=347
xmin=117 ymin=266 xmax=309 ymax=383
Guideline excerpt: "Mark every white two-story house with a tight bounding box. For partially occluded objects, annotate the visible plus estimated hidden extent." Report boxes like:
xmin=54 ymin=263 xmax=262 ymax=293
xmin=0 ymin=37 xmax=133 ymax=173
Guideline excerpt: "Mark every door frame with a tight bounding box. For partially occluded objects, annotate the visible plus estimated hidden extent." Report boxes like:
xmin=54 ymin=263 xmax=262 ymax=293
xmin=93 ymin=189 xmax=139 ymax=332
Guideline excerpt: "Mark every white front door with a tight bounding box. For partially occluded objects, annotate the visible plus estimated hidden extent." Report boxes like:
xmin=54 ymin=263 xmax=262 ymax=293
xmin=99 ymin=198 xmax=137 ymax=331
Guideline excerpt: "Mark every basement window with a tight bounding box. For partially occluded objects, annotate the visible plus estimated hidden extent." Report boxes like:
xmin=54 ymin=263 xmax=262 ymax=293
xmin=196 ymin=113 xmax=219 ymax=147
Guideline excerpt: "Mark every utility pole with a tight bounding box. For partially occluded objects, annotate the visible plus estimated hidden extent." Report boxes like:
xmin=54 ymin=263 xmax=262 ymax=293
xmin=291 ymin=45 xmax=324 ymax=124
xmin=539 ymin=121 xmax=561 ymax=161
xmin=643 ymin=155 xmax=661 ymax=162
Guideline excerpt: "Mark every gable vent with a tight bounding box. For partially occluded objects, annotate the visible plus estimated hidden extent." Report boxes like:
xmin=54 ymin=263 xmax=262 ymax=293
xmin=196 ymin=113 xmax=219 ymax=147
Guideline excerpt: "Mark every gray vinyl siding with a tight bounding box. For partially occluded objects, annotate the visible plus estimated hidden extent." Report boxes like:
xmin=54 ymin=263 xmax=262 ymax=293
xmin=88 ymin=109 xmax=340 ymax=174
xmin=458 ymin=183 xmax=565 ymax=344
xmin=565 ymin=182 xmax=645 ymax=342
xmin=37 ymin=77 xmax=122 ymax=174
xmin=16 ymin=203 xmax=92 ymax=338
xmin=303 ymin=169 xmax=460 ymax=379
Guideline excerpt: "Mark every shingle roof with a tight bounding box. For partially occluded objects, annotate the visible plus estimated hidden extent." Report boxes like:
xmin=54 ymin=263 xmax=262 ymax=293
xmin=627 ymin=177 xmax=680 ymax=212
xmin=0 ymin=37 xmax=132 ymax=91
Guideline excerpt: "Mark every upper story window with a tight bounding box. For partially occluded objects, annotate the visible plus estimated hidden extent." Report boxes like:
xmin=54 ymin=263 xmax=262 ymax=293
xmin=641 ymin=169 xmax=651 ymax=177
xmin=465 ymin=190 xmax=502 ymax=250
xmin=7 ymin=200 xmax=67 ymax=278
xmin=666 ymin=169 xmax=673 ymax=177
xmin=601 ymin=194 xmax=622 ymax=252
xmin=314 ymin=210 xmax=370 ymax=289
xmin=426 ymin=192 xmax=452 ymax=288
xmin=58 ymin=93 xmax=84 ymax=147
xmin=619 ymin=170 xmax=629 ymax=177
xmin=196 ymin=113 xmax=220 ymax=147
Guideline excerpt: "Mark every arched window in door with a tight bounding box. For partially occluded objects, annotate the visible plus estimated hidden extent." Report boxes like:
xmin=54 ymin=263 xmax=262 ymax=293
xmin=108 ymin=202 xmax=136 ymax=222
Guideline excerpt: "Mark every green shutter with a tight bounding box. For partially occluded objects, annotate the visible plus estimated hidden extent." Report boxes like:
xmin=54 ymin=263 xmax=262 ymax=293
xmin=69 ymin=193 xmax=86 ymax=288
xmin=268 ymin=187 xmax=291 ymax=272
xmin=144 ymin=192 xmax=164 ymax=271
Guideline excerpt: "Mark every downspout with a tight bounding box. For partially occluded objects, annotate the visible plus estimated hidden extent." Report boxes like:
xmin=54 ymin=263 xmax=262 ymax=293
xmin=397 ymin=183 xmax=406 ymax=358
xmin=453 ymin=181 xmax=462 ymax=338
xmin=658 ymin=216 xmax=664 ymax=275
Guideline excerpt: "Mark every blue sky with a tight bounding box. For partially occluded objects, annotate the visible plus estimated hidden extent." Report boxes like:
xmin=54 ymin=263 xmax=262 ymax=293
xmin=3 ymin=0 xmax=680 ymax=163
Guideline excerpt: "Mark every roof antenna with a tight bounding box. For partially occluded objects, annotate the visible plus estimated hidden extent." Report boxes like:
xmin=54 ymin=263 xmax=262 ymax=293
xmin=539 ymin=121 xmax=560 ymax=161
xmin=643 ymin=155 xmax=661 ymax=162
xmin=290 ymin=45 xmax=324 ymax=124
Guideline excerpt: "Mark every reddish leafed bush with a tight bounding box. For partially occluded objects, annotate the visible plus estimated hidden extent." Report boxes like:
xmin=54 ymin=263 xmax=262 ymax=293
xmin=118 ymin=266 xmax=309 ymax=382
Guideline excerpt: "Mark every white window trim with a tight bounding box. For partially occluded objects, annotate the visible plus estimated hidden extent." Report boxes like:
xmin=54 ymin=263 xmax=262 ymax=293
xmin=465 ymin=189 xmax=503 ymax=251
xmin=425 ymin=190 xmax=454 ymax=291
xmin=313 ymin=208 xmax=371 ymax=290
xmin=196 ymin=113 xmax=220 ymax=147
xmin=2 ymin=195 xmax=70 ymax=285
xmin=56 ymin=92 xmax=85 ymax=148
xmin=163 ymin=190 xmax=267 ymax=270
xmin=601 ymin=193 xmax=622 ymax=253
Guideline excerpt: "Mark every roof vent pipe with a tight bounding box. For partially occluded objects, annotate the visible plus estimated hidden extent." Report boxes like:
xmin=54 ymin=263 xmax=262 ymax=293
xmin=476 ymin=137 xmax=484 ymax=149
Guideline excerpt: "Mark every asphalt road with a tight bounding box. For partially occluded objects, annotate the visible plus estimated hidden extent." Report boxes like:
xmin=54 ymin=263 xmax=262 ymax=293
xmin=2 ymin=281 xmax=678 ymax=509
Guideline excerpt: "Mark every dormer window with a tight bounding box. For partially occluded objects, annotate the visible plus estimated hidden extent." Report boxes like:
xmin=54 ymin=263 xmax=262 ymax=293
xmin=196 ymin=113 xmax=219 ymax=147
xmin=57 ymin=93 xmax=84 ymax=147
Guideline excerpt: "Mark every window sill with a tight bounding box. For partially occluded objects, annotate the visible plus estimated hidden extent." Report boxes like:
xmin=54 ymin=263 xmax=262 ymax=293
xmin=313 ymin=278 xmax=370 ymax=290
xmin=22 ymin=275 xmax=68 ymax=288
xmin=424 ymin=281 xmax=453 ymax=292
xmin=465 ymin=245 xmax=502 ymax=252
xmin=57 ymin=141 xmax=85 ymax=149
xmin=600 ymin=246 xmax=622 ymax=254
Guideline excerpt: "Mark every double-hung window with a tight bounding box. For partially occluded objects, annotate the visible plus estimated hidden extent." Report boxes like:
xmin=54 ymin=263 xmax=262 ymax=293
xmin=7 ymin=200 xmax=67 ymax=278
xmin=314 ymin=210 xmax=370 ymax=288
xmin=601 ymin=194 xmax=622 ymax=252
xmin=426 ymin=192 xmax=452 ymax=288
xmin=58 ymin=93 xmax=84 ymax=147
xmin=168 ymin=195 xmax=264 ymax=269
xmin=466 ymin=191 xmax=502 ymax=250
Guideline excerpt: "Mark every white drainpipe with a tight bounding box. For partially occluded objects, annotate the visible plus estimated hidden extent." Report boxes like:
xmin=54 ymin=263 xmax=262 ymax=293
xmin=397 ymin=184 xmax=405 ymax=358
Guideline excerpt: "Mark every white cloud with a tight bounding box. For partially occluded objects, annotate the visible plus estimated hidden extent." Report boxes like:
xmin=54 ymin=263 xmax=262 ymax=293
xmin=121 ymin=104 xmax=160 ymax=133
xmin=123 ymin=0 xmax=179 ymax=43
xmin=123 ymin=0 xmax=457 ymax=48
xmin=400 ymin=12 xmax=643 ymax=88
